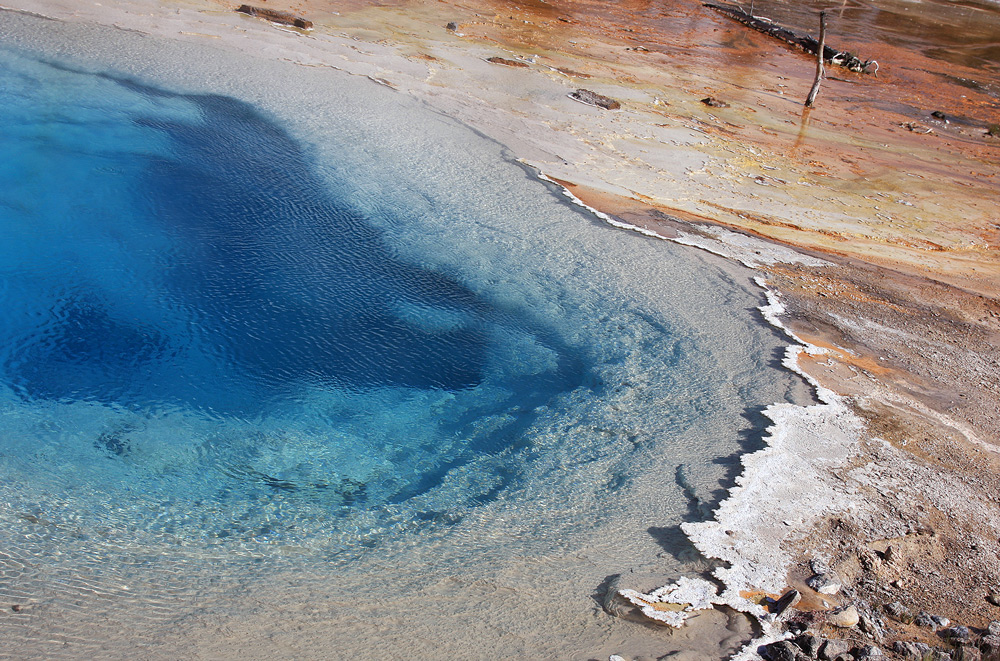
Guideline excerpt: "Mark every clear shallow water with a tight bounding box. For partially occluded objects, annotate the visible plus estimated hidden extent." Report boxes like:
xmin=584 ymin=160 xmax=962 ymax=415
xmin=0 ymin=10 xmax=810 ymax=658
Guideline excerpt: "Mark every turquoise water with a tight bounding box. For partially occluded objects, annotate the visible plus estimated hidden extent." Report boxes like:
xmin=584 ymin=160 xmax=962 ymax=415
xmin=0 ymin=10 xmax=811 ymax=658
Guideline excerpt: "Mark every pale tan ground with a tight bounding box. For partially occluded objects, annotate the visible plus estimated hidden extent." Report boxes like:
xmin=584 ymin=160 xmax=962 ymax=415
xmin=5 ymin=0 xmax=1000 ymax=654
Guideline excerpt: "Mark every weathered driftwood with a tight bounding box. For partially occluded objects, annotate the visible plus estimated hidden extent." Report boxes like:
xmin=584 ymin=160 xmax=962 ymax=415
xmin=804 ymin=11 xmax=827 ymax=107
xmin=236 ymin=5 xmax=313 ymax=30
xmin=569 ymin=89 xmax=621 ymax=110
xmin=486 ymin=56 xmax=530 ymax=68
xmin=705 ymin=3 xmax=874 ymax=73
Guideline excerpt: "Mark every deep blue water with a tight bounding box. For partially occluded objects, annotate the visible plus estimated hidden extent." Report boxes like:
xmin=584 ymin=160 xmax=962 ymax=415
xmin=0 ymin=51 xmax=584 ymax=518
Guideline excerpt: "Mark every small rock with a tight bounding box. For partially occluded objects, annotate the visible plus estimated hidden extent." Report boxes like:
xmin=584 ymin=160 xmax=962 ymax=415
xmin=884 ymin=546 xmax=898 ymax=564
xmin=886 ymin=601 xmax=916 ymax=624
xmin=990 ymin=622 xmax=1000 ymax=637
xmin=771 ymin=590 xmax=802 ymax=617
xmin=955 ymin=646 xmax=982 ymax=661
xmin=893 ymin=641 xmax=933 ymax=660
xmin=445 ymin=21 xmax=458 ymax=30
xmin=794 ymin=634 xmax=822 ymax=657
xmin=933 ymin=616 xmax=953 ymax=628
xmin=854 ymin=645 xmax=885 ymax=659
xmin=701 ymin=96 xmax=729 ymax=108
xmin=10 ymin=604 xmax=22 ymax=613
xmin=978 ymin=635 xmax=1000 ymax=661
xmin=763 ymin=640 xmax=802 ymax=661
xmin=917 ymin=612 xmax=940 ymax=630
xmin=569 ymin=89 xmax=621 ymax=110
xmin=931 ymin=111 xmax=947 ymax=120
xmin=820 ymin=639 xmax=852 ymax=660
xmin=859 ymin=611 xmax=886 ymax=642
xmin=829 ymin=605 xmax=860 ymax=629
xmin=808 ymin=573 xmax=843 ymax=595
xmin=811 ymin=558 xmax=832 ymax=575
xmin=943 ymin=626 xmax=972 ymax=644
xmin=987 ymin=592 xmax=1000 ymax=607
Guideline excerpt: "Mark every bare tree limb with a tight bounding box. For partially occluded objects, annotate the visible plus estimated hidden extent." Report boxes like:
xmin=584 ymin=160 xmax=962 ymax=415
xmin=805 ymin=11 xmax=827 ymax=107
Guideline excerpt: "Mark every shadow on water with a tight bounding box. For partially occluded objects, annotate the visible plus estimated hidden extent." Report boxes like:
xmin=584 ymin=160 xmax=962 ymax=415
xmin=8 ymin=71 xmax=584 ymax=420
xmin=11 ymin=77 xmax=487 ymax=412
xmin=2 ymin=64 xmax=592 ymax=511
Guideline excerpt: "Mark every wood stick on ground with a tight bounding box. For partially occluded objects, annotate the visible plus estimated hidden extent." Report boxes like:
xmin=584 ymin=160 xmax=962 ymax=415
xmin=805 ymin=11 xmax=827 ymax=107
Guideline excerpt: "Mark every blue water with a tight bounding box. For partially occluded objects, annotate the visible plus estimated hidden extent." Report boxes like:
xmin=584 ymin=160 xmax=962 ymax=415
xmin=0 ymin=49 xmax=586 ymax=527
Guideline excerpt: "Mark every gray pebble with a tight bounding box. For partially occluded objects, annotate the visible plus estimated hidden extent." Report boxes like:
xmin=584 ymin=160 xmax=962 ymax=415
xmin=820 ymin=639 xmax=852 ymax=661
xmin=886 ymin=601 xmax=915 ymax=624
xmin=892 ymin=641 xmax=933 ymax=660
xmin=916 ymin=612 xmax=939 ymax=630
xmin=943 ymin=626 xmax=972 ymax=643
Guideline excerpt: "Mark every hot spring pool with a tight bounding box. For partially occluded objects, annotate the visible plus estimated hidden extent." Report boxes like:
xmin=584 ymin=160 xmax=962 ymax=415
xmin=0 ymin=9 xmax=811 ymax=659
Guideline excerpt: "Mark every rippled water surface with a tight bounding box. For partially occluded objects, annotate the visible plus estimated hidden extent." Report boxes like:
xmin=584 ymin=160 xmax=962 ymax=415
xmin=0 ymin=10 xmax=811 ymax=659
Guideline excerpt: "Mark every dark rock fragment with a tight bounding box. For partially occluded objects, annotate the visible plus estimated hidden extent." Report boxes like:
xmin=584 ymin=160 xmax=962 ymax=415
xmin=446 ymin=21 xmax=458 ymax=30
xmin=764 ymin=640 xmax=804 ymax=661
xmin=236 ymin=5 xmax=313 ymax=29
xmin=794 ymin=633 xmax=823 ymax=657
xmin=853 ymin=645 xmax=885 ymax=659
xmin=486 ymin=56 xmax=530 ymax=68
xmin=569 ymin=89 xmax=621 ymax=110
xmin=808 ymin=572 xmax=843 ymax=595
xmin=701 ymin=96 xmax=729 ymax=108
xmin=771 ymin=590 xmax=802 ymax=617
xmin=943 ymin=626 xmax=973 ymax=644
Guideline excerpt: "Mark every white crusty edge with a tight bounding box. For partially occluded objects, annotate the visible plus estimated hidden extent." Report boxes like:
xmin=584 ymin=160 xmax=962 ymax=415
xmin=534 ymin=170 xmax=863 ymax=660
